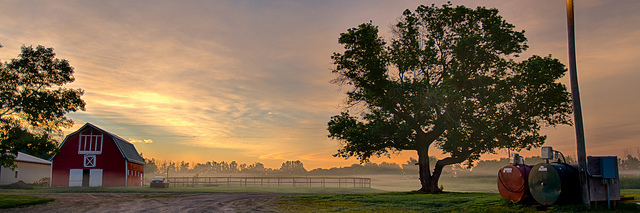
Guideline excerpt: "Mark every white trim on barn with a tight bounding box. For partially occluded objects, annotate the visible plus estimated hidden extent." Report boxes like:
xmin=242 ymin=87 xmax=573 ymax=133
xmin=84 ymin=155 xmax=96 ymax=167
xmin=78 ymin=129 xmax=104 ymax=155
xmin=68 ymin=169 xmax=103 ymax=187
xmin=125 ymin=161 xmax=128 ymax=186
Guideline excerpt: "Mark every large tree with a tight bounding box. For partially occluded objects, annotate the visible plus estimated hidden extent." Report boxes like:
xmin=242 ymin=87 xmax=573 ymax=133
xmin=0 ymin=44 xmax=85 ymax=168
xmin=327 ymin=4 xmax=572 ymax=193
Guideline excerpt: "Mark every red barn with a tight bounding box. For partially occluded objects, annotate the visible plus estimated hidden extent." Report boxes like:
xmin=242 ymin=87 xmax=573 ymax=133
xmin=51 ymin=123 xmax=144 ymax=187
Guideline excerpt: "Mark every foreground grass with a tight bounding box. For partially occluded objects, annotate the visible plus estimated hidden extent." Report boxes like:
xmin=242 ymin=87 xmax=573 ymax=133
xmin=278 ymin=192 xmax=533 ymax=213
xmin=278 ymin=189 xmax=640 ymax=213
xmin=0 ymin=194 xmax=54 ymax=209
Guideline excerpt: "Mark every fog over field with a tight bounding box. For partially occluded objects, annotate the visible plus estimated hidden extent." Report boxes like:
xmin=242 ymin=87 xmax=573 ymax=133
xmin=142 ymin=154 xmax=640 ymax=192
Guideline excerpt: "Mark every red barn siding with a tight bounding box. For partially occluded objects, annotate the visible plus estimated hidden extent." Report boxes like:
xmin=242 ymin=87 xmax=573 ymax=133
xmin=127 ymin=162 xmax=144 ymax=186
xmin=51 ymin=124 xmax=144 ymax=187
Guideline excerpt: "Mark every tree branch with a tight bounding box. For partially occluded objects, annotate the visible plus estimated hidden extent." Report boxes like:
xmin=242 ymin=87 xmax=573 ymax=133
xmin=435 ymin=148 xmax=474 ymax=168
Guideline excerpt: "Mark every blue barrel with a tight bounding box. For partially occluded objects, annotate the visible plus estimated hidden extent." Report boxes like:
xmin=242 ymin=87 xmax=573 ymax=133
xmin=528 ymin=162 xmax=581 ymax=205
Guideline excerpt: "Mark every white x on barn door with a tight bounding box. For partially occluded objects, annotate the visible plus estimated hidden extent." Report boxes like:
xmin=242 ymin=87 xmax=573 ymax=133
xmin=84 ymin=155 xmax=96 ymax=167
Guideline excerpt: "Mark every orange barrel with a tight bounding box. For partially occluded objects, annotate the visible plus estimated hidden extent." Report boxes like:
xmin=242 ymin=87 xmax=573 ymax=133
xmin=497 ymin=164 xmax=533 ymax=203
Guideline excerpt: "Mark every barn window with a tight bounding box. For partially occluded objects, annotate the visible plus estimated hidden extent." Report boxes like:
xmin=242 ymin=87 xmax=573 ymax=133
xmin=79 ymin=129 xmax=103 ymax=154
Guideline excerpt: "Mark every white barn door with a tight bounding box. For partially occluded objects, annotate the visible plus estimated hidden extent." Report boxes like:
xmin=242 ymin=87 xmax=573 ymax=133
xmin=69 ymin=169 xmax=83 ymax=187
xmin=89 ymin=169 xmax=103 ymax=187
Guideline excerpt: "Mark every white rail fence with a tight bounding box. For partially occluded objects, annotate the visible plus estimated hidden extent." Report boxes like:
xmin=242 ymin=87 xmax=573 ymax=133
xmin=166 ymin=176 xmax=371 ymax=188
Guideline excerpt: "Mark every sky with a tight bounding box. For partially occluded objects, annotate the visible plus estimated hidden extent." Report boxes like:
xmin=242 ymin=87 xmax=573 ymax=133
xmin=1 ymin=0 xmax=639 ymax=170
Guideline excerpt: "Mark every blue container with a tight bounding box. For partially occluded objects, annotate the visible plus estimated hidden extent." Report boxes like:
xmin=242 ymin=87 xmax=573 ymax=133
xmin=528 ymin=162 xmax=581 ymax=205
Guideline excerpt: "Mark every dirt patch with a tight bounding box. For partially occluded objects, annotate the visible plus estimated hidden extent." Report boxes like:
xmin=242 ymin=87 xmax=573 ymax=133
xmin=1 ymin=181 xmax=33 ymax=190
xmin=1 ymin=192 xmax=289 ymax=213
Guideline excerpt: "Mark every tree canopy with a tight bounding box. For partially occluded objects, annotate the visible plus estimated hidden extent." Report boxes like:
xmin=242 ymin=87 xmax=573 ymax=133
xmin=1 ymin=44 xmax=85 ymax=168
xmin=327 ymin=3 xmax=572 ymax=192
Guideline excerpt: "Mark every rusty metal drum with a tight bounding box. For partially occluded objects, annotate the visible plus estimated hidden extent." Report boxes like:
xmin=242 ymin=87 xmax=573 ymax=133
xmin=497 ymin=164 xmax=533 ymax=203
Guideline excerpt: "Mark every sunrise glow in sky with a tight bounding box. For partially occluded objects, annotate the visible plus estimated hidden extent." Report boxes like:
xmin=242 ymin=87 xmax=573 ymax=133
xmin=1 ymin=0 xmax=639 ymax=170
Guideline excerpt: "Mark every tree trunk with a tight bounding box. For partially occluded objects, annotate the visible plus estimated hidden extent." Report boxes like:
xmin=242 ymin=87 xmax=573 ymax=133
xmin=417 ymin=146 xmax=442 ymax=193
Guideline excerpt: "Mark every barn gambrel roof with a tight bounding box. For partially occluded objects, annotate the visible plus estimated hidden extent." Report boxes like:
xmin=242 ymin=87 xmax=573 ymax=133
xmin=52 ymin=123 xmax=145 ymax=165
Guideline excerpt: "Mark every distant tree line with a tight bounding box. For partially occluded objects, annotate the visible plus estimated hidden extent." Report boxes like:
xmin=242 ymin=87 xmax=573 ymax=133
xmin=135 ymin=149 xmax=640 ymax=179
xmin=143 ymin=151 xmax=638 ymax=178
xmin=143 ymin=159 xmax=309 ymax=176
xmin=620 ymin=148 xmax=640 ymax=170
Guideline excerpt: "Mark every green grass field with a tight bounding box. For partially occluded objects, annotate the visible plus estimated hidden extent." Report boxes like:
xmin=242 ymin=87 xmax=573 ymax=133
xmin=2 ymin=186 xmax=638 ymax=211
xmin=1 ymin=176 xmax=638 ymax=211
xmin=371 ymin=175 xmax=499 ymax=192
xmin=0 ymin=194 xmax=54 ymax=209
xmin=620 ymin=176 xmax=640 ymax=189
xmin=278 ymin=190 xmax=640 ymax=213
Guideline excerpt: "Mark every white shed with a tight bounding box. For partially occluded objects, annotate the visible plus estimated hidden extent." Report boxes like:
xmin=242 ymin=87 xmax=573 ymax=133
xmin=0 ymin=152 xmax=51 ymax=185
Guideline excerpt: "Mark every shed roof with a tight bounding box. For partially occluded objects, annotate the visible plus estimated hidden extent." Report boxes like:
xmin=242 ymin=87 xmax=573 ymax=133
xmin=16 ymin=152 xmax=51 ymax=165
xmin=54 ymin=123 xmax=145 ymax=165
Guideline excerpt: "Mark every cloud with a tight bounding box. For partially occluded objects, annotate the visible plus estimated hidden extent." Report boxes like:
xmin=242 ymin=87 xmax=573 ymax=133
xmin=3 ymin=0 xmax=639 ymax=168
xmin=128 ymin=138 xmax=154 ymax=144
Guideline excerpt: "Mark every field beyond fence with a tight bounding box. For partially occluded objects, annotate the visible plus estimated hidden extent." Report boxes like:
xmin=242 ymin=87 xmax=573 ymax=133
xmin=167 ymin=176 xmax=371 ymax=188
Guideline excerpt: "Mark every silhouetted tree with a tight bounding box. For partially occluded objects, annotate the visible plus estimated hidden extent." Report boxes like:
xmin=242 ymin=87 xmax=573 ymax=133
xmin=621 ymin=155 xmax=640 ymax=170
xmin=1 ymin=44 xmax=85 ymax=168
xmin=144 ymin=158 xmax=159 ymax=174
xmin=328 ymin=3 xmax=572 ymax=193
xmin=158 ymin=160 xmax=176 ymax=177
xmin=178 ymin=161 xmax=190 ymax=173
xmin=229 ymin=161 xmax=238 ymax=173
xmin=280 ymin=160 xmax=307 ymax=175
xmin=243 ymin=162 xmax=267 ymax=174
xmin=193 ymin=162 xmax=212 ymax=175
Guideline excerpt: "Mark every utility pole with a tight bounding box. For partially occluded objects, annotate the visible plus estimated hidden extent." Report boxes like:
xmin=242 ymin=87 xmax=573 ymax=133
xmin=566 ymin=0 xmax=590 ymax=207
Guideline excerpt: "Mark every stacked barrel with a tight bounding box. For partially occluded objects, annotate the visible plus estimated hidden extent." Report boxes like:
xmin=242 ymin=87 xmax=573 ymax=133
xmin=528 ymin=162 xmax=581 ymax=205
xmin=498 ymin=147 xmax=585 ymax=206
xmin=497 ymin=153 xmax=534 ymax=203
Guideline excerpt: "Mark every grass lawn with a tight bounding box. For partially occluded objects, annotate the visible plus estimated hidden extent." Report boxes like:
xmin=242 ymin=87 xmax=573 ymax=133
xmin=278 ymin=189 xmax=640 ymax=213
xmin=372 ymin=175 xmax=499 ymax=192
xmin=0 ymin=194 xmax=54 ymax=209
xmin=1 ymin=183 xmax=638 ymax=211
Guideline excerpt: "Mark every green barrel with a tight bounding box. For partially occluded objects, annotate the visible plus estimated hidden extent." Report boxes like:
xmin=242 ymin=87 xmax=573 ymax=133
xmin=528 ymin=162 xmax=580 ymax=205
